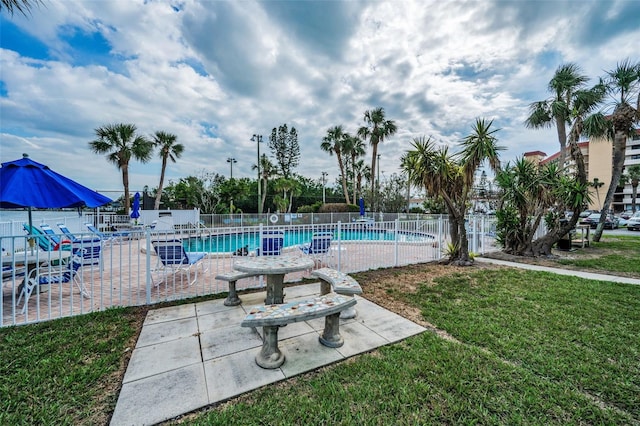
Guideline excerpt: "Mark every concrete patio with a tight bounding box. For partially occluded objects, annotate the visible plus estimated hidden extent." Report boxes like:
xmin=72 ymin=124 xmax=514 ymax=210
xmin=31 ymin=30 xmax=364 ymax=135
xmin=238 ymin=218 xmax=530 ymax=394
xmin=110 ymin=282 xmax=427 ymax=425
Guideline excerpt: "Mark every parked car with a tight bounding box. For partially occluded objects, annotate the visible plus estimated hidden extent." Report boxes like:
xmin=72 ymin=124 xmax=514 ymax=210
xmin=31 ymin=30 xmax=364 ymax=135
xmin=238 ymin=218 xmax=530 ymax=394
xmin=620 ymin=211 xmax=633 ymax=220
xmin=627 ymin=212 xmax=640 ymax=231
xmin=579 ymin=213 xmax=619 ymax=229
xmin=579 ymin=209 xmax=599 ymax=218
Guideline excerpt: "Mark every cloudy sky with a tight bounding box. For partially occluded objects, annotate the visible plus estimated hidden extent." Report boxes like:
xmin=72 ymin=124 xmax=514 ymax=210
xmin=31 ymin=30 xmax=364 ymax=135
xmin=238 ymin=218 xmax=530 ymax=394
xmin=1 ymin=0 xmax=639 ymax=200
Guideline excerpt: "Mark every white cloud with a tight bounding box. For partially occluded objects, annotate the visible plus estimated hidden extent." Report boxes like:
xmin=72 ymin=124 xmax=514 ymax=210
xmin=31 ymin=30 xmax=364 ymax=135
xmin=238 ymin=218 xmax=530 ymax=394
xmin=1 ymin=0 xmax=639 ymax=200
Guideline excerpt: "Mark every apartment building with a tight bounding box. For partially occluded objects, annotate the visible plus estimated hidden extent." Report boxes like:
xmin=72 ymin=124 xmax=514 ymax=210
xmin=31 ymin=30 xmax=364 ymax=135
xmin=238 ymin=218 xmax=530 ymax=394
xmin=524 ymin=129 xmax=640 ymax=212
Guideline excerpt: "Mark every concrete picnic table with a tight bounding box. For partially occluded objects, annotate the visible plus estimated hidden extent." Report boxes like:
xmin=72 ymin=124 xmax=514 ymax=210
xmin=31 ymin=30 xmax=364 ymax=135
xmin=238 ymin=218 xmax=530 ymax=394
xmin=232 ymin=255 xmax=315 ymax=305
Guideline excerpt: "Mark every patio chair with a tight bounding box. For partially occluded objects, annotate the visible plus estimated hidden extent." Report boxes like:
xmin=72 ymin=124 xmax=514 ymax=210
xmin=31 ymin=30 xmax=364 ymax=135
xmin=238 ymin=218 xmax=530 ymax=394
xmin=151 ymin=239 xmax=208 ymax=286
xmin=23 ymin=223 xmax=57 ymax=251
xmin=17 ymin=251 xmax=90 ymax=314
xmin=257 ymin=230 xmax=284 ymax=256
xmin=299 ymin=231 xmax=333 ymax=266
xmin=56 ymin=224 xmax=103 ymax=267
xmin=85 ymin=223 xmax=130 ymax=244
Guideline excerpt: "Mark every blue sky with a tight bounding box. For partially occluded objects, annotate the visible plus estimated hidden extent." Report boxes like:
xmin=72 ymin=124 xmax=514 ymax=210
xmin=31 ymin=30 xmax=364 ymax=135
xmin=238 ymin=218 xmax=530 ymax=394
xmin=1 ymin=0 xmax=639 ymax=200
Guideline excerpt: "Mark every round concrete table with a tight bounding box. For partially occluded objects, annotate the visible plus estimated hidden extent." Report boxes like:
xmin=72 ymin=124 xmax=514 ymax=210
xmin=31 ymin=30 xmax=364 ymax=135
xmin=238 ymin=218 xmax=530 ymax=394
xmin=233 ymin=255 xmax=315 ymax=369
xmin=233 ymin=255 xmax=315 ymax=305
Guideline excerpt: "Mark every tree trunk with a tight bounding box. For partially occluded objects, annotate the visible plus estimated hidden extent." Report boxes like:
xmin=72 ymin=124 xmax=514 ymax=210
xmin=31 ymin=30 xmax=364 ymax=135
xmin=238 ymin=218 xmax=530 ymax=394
xmin=593 ymin=130 xmax=627 ymax=242
xmin=154 ymin=157 xmax=168 ymax=210
xmin=370 ymin=142 xmax=378 ymax=197
xmin=555 ymin=119 xmax=567 ymax=171
xmin=260 ymin=178 xmax=268 ymax=214
xmin=337 ymin=155 xmax=350 ymax=204
xmin=122 ymin=163 xmax=130 ymax=216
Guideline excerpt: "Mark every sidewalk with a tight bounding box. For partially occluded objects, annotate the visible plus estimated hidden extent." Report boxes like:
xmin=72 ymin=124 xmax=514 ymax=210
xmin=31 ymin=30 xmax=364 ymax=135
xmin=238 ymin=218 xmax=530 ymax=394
xmin=476 ymin=257 xmax=640 ymax=286
xmin=110 ymin=282 xmax=426 ymax=425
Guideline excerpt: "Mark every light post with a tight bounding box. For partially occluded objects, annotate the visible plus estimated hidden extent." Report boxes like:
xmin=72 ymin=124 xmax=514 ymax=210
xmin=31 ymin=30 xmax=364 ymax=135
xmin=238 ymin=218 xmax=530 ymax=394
xmin=226 ymin=157 xmax=237 ymax=212
xmin=226 ymin=157 xmax=237 ymax=179
xmin=321 ymin=171 xmax=327 ymax=204
xmin=376 ymin=154 xmax=381 ymax=212
xmin=251 ymin=134 xmax=263 ymax=214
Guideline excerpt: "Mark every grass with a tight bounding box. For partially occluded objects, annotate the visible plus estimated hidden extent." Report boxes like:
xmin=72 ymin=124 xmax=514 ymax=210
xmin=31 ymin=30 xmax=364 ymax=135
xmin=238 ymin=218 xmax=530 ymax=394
xmin=1 ymin=236 xmax=639 ymax=424
xmin=555 ymin=235 xmax=640 ymax=276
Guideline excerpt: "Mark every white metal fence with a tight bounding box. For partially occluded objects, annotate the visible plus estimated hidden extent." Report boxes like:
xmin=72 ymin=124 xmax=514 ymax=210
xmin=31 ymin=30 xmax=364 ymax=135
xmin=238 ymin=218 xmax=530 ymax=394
xmin=1 ymin=216 xmax=498 ymax=327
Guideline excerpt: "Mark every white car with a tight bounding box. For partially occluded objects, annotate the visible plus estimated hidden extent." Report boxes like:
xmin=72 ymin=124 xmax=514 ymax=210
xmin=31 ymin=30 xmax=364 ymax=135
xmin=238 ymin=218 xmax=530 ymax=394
xmin=627 ymin=211 xmax=640 ymax=231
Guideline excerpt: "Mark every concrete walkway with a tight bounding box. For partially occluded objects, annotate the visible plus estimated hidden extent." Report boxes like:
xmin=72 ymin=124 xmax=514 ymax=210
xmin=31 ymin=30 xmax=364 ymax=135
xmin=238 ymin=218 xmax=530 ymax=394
xmin=476 ymin=257 xmax=640 ymax=286
xmin=110 ymin=282 xmax=427 ymax=425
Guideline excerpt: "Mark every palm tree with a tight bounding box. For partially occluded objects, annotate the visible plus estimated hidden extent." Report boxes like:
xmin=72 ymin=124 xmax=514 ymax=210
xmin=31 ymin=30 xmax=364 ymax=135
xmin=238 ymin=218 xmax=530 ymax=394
xmin=273 ymin=178 xmax=298 ymax=213
xmin=459 ymin=118 xmax=503 ymax=183
xmin=358 ymin=107 xmax=397 ymax=197
xmin=353 ymin=159 xmax=370 ymax=203
xmin=252 ymin=154 xmax=276 ymax=214
xmin=589 ymin=178 xmax=605 ymax=209
xmin=525 ymin=63 xmax=590 ymax=169
xmin=152 ymin=131 xmax=184 ymax=210
xmin=344 ymin=135 xmax=366 ymax=204
xmin=320 ymin=125 xmax=350 ymax=204
xmin=621 ymin=164 xmax=640 ymax=213
xmin=1 ymin=0 xmax=43 ymax=16
xmin=584 ymin=60 xmax=640 ymax=241
xmin=403 ymin=120 xmax=503 ymax=264
xmin=89 ymin=123 xmax=154 ymax=216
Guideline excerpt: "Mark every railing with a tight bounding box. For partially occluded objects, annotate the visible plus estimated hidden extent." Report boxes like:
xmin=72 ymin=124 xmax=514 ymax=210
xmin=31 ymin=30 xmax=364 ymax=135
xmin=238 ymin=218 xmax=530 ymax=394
xmin=1 ymin=217 xmax=498 ymax=327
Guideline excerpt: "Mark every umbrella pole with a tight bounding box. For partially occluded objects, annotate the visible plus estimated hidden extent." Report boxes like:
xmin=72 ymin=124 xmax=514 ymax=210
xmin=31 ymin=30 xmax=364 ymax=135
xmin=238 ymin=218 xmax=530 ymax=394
xmin=28 ymin=207 xmax=35 ymax=254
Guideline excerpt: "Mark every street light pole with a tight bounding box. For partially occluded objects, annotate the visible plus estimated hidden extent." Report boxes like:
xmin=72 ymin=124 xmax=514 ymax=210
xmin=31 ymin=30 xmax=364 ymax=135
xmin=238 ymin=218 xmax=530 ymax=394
xmin=321 ymin=171 xmax=327 ymax=204
xmin=226 ymin=157 xmax=237 ymax=212
xmin=251 ymin=134 xmax=263 ymax=214
xmin=226 ymin=157 xmax=237 ymax=179
xmin=377 ymin=154 xmax=381 ymax=212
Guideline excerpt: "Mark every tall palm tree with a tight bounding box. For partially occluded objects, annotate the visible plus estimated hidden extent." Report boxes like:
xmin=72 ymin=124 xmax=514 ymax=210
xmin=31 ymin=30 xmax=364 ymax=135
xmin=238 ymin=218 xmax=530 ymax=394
xmin=358 ymin=107 xmax=397 ymax=197
xmin=344 ymin=135 xmax=366 ymax=204
xmin=1 ymin=0 xmax=43 ymax=16
xmin=584 ymin=60 xmax=640 ymax=241
xmin=252 ymin=154 xmax=276 ymax=214
xmin=320 ymin=125 xmax=350 ymax=203
xmin=525 ymin=63 xmax=589 ymax=169
xmin=89 ymin=123 xmax=154 ymax=216
xmin=152 ymin=131 xmax=184 ymax=210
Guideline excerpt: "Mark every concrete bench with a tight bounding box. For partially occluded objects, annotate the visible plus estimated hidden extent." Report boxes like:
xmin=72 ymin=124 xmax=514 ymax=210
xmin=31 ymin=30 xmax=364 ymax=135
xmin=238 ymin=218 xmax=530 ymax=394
xmin=241 ymin=293 xmax=357 ymax=369
xmin=215 ymin=270 xmax=261 ymax=306
xmin=311 ymin=268 xmax=362 ymax=319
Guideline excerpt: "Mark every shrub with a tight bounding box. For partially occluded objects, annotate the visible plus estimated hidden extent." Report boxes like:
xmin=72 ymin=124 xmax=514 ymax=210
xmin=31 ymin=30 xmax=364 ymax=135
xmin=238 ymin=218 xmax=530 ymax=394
xmin=318 ymin=203 xmax=359 ymax=213
xmin=297 ymin=202 xmax=322 ymax=213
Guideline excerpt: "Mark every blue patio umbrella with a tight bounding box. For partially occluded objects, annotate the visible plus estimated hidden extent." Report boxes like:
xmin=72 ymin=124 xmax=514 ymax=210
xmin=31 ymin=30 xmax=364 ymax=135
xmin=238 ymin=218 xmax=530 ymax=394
xmin=0 ymin=154 xmax=112 ymax=248
xmin=130 ymin=192 xmax=141 ymax=220
xmin=359 ymin=197 xmax=365 ymax=216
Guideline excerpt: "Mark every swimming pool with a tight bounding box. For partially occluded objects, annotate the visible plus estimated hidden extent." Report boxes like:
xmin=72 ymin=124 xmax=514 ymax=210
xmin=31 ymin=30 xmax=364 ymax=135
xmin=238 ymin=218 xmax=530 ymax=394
xmin=184 ymin=228 xmax=436 ymax=253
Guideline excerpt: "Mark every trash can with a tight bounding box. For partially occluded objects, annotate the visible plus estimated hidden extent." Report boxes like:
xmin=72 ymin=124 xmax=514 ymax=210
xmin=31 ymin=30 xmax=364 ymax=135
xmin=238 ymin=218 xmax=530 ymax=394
xmin=557 ymin=219 xmax=572 ymax=251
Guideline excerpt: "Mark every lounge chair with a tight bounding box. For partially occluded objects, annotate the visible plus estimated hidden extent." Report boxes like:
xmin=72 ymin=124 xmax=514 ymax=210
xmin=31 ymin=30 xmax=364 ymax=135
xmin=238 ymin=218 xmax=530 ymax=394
xmin=23 ymin=223 xmax=57 ymax=251
xmin=151 ymin=239 xmax=208 ymax=286
xmin=299 ymin=231 xmax=333 ymax=266
xmin=2 ymin=264 xmax=26 ymax=282
xmin=17 ymin=251 xmax=90 ymax=314
xmin=85 ymin=223 xmax=130 ymax=244
xmin=258 ymin=230 xmax=284 ymax=256
xmin=56 ymin=224 xmax=103 ymax=267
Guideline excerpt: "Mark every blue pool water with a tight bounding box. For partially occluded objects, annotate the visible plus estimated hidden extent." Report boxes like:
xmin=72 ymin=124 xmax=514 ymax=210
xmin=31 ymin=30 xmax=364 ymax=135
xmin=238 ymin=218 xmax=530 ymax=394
xmin=185 ymin=228 xmax=435 ymax=253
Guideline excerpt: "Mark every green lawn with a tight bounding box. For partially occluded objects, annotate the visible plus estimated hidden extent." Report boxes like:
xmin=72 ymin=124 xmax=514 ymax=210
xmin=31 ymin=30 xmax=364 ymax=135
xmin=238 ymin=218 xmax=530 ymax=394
xmin=1 ymin=237 xmax=639 ymax=425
